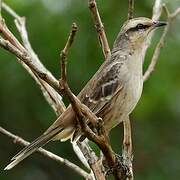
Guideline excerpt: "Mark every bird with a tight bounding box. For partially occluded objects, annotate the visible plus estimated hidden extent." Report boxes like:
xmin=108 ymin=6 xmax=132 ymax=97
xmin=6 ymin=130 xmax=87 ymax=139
xmin=4 ymin=17 xmax=166 ymax=170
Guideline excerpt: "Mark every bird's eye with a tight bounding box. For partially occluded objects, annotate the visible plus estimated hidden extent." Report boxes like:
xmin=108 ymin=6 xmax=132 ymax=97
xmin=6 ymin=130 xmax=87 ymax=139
xmin=136 ymin=23 xmax=144 ymax=29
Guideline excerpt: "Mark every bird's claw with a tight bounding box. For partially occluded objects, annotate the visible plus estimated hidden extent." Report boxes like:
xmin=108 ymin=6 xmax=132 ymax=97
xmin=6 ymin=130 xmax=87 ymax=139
xmin=105 ymin=154 xmax=132 ymax=178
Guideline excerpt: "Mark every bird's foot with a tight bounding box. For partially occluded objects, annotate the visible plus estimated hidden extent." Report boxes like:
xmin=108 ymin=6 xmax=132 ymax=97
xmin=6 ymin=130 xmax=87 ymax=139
xmin=91 ymin=117 xmax=105 ymax=135
xmin=104 ymin=154 xmax=132 ymax=178
xmin=96 ymin=117 xmax=105 ymax=135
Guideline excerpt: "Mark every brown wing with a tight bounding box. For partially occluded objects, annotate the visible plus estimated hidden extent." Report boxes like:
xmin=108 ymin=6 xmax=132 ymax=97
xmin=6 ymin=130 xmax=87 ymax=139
xmin=79 ymin=61 xmax=125 ymax=115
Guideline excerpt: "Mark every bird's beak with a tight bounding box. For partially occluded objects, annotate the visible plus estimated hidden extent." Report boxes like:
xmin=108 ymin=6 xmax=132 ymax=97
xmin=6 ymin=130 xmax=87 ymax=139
xmin=152 ymin=21 xmax=167 ymax=28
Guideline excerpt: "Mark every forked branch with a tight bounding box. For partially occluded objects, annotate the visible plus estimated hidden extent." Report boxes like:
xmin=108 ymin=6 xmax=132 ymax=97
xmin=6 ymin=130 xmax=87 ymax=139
xmin=0 ymin=3 xmax=92 ymax=178
xmin=143 ymin=5 xmax=180 ymax=81
xmin=89 ymin=1 xmax=135 ymax=179
xmin=59 ymin=23 xmax=105 ymax=180
xmin=1 ymin=2 xmax=66 ymax=115
xmin=59 ymin=23 xmax=129 ymax=180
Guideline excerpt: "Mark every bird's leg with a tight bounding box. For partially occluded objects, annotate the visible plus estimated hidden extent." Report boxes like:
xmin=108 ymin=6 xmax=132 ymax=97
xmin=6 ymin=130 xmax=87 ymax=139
xmin=102 ymin=117 xmax=133 ymax=179
xmin=122 ymin=117 xmax=133 ymax=179
xmin=104 ymin=154 xmax=130 ymax=179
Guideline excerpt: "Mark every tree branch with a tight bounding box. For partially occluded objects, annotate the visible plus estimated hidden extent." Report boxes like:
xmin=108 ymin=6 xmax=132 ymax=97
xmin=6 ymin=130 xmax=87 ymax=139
xmin=58 ymin=22 xmax=106 ymax=180
xmin=0 ymin=126 xmax=90 ymax=179
xmin=89 ymin=1 xmax=135 ymax=179
xmin=152 ymin=0 xmax=162 ymax=21
xmin=128 ymin=0 xmax=134 ymax=20
xmin=143 ymin=5 xmax=180 ymax=82
xmin=143 ymin=0 xmax=163 ymax=55
xmin=88 ymin=0 xmax=111 ymax=59
xmin=122 ymin=118 xmax=133 ymax=180
xmin=59 ymin=22 xmax=130 ymax=180
xmin=1 ymin=2 xmax=66 ymax=115
xmin=0 ymin=3 xmax=98 ymax=176
xmin=0 ymin=37 xmax=61 ymax=94
xmin=76 ymin=140 xmax=102 ymax=180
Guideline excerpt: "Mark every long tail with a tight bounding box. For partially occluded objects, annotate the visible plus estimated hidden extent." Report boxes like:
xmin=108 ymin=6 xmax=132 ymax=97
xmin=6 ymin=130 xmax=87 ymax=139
xmin=4 ymin=127 xmax=64 ymax=170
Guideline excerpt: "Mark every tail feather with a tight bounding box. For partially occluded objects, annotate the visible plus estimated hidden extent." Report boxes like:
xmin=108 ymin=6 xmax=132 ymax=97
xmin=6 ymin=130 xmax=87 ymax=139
xmin=4 ymin=127 xmax=64 ymax=170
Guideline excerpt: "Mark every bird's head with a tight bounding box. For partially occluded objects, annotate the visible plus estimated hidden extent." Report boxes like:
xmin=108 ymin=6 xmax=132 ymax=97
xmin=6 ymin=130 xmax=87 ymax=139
xmin=120 ymin=17 xmax=166 ymax=45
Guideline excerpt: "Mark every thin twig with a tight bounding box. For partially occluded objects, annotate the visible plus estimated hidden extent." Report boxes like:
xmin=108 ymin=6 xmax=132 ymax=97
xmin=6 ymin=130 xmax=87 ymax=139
xmin=59 ymin=22 xmax=104 ymax=179
xmin=60 ymin=23 xmax=77 ymax=84
xmin=122 ymin=118 xmax=133 ymax=180
xmin=2 ymin=2 xmax=65 ymax=115
xmin=2 ymin=2 xmax=20 ymax=20
xmin=0 ymin=37 xmax=62 ymax=93
xmin=72 ymin=141 xmax=91 ymax=170
xmin=87 ymin=0 xmax=112 ymax=177
xmin=170 ymin=7 xmax=180 ymax=19
xmin=0 ymin=126 xmax=90 ymax=179
xmin=143 ymin=5 xmax=180 ymax=82
xmin=88 ymin=1 xmax=134 ymax=179
xmin=152 ymin=0 xmax=162 ymax=21
xmin=1 ymin=2 xmax=95 ymax=174
xmin=128 ymin=0 xmax=134 ymax=20
xmin=59 ymin=23 xmax=106 ymax=180
xmin=88 ymin=0 xmax=111 ymax=59
xmin=59 ymin=22 xmax=129 ymax=180
xmin=76 ymin=140 xmax=103 ymax=180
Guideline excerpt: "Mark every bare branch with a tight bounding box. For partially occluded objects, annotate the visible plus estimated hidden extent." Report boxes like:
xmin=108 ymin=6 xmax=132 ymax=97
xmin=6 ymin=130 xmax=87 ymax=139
xmin=152 ymin=0 xmax=162 ymax=21
xmin=170 ymin=7 xmax=180 ymax=19
xmin=76 ymin=140 xmax=103 ymax=180
xmin=60 ymin=23 xmax=78 ymax=84
xmin=143 ymin=5 xmax=180 ymax=82
xmin=143 ymin=0 xmax=162 ymax=80
xmin=58 ymin=23 xmax=106 ymax=179
xmin=88 ymin=1 xmax=134 ymax=178
xmin=1 ymin=3 xmax=98 ymax=174
xmin=122 ymin=118 xmax=133 ymax=180
xmin=128 ymin=0 xmax=134 ymax=20
xmin=87 ymin=0 xmax=114 ymax=175
xmin=0 ymin=37 xmax=62 ymax=94
xmin=0 ymin=126 xmax=90 ymax=179
xmin=72 ymin=141 xmax=90 ymax=170
xmin=143 ymin=25 xmax=168 ymax=81
xmin=1 ymin=2 xmax=65 ymax=115
xmin=59 ymin=22 xmax=130 ymax=180
xmin=2 ymin=2 xmax=20 ymax=20
xmin=88 ymin=0 xmax=111 ymax=59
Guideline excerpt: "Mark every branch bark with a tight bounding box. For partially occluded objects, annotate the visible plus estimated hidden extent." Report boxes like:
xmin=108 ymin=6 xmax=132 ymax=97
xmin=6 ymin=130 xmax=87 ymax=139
xmin=128 ymin=0 xmax=134 ymax=20
xmin=122 ymin=118 xmax=133 ymax=180
xmin=59 ymin=22 xmax=106 ymax=180
xmin=59 ymin=22 xmax=129 ymax=180
xmin=89 ymin=1 xmax=135 ymax=179
xmin=2 ymin=2 xmax=66 ymax=115
xmin=143 ymin=5 xmax=180 ymax=82
xmin=88 ymin=0 xmax=111 ymax=59
xmin=0 ymin=3 xmax=93 ymax=178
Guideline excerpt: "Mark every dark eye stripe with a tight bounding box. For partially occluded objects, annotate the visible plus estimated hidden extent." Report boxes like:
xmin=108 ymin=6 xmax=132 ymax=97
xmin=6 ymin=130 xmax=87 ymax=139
xmin=136 ymin=23 xmax=144 ymax=29
xmin=137 ymin=24 xmax=149 ymax=29
xmin=127 ymin=24 xmax=150 ymax=32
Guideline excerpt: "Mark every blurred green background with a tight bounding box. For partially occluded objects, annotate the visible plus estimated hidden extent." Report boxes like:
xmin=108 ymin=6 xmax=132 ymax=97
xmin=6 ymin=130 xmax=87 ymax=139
xmin=0 ymin=0 xmax=180 ymax=179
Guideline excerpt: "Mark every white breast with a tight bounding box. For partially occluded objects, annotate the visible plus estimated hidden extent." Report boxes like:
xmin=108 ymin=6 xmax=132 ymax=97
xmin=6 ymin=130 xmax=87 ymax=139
xmin=104 ymin=48 xmax=145 ymax=130
xmin=125 ymin=74 xmax=143 ymax=114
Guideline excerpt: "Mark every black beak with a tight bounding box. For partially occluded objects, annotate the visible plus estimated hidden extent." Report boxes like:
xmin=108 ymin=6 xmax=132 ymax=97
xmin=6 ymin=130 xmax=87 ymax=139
xmin=153 ymin=21 xmax=167 ymax=28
